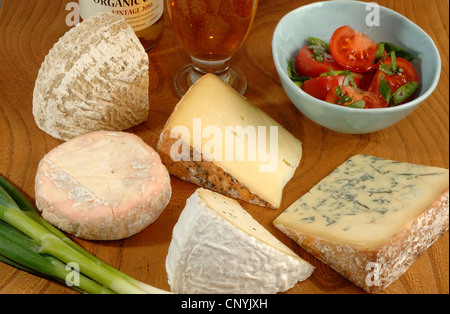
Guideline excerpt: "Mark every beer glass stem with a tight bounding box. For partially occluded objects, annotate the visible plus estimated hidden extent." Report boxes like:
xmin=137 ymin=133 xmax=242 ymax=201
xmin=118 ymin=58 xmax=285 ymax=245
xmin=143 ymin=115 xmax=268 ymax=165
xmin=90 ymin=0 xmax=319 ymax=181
xmin=190 ymin=56 xmax=232 ymax=84
xmin=173 ymin=58 xmax=247 ymax=97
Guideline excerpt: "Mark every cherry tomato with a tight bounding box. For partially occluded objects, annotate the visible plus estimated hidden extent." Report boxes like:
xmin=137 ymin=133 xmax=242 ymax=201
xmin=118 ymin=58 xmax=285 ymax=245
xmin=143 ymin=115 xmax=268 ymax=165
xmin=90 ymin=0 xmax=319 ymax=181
xmin=295 ymin=45 xmax=343 ymax=77
xmin=330 ymin=25 xmax=379 ymax=73
xmin=325 ymin=85 xmax=388 ymax=109
xmin=369 ymin=57 xmax=419 ymax=95
xmin=302 ymin=75 xmax=360 ymax=101
xmin=359 ymin=69 xmax=377 ymax=91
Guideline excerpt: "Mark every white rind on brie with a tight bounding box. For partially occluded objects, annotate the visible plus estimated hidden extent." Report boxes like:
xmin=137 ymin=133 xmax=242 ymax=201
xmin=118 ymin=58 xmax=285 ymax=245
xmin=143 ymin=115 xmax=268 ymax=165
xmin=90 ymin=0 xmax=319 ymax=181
xmin=166 ymin=188 xmax=314 ymax=294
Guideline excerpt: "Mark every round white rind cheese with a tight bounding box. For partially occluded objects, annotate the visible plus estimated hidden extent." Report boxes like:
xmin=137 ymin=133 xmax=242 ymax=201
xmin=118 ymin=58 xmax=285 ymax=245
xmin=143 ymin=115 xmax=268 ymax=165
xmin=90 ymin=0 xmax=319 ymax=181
xmin=33 ymin=12 xmax=149 ymax=141
xmin=35 ymin=131 xmax=171 ymax=241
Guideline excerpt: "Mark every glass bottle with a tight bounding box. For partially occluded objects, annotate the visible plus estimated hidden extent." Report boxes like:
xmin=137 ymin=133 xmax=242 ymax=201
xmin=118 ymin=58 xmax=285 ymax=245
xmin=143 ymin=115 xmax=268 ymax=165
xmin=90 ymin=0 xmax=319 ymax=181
xmin=79 ymin=0 xmax=164 ymax=51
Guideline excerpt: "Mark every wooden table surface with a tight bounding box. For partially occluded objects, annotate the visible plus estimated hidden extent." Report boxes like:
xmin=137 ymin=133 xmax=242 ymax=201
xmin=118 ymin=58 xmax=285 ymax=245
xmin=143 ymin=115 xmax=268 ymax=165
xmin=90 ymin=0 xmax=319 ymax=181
xmin=0 ymin=0 xmax=448 ymax=294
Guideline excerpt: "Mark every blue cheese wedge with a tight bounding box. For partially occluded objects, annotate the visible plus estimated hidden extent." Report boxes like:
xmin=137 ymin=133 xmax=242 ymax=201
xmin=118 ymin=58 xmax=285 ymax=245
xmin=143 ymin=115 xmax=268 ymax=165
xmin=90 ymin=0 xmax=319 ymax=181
xmin=166 ymin=188 xmax=314 ymax=294
xmin=273 ymin=154 xmax=449 ymax=293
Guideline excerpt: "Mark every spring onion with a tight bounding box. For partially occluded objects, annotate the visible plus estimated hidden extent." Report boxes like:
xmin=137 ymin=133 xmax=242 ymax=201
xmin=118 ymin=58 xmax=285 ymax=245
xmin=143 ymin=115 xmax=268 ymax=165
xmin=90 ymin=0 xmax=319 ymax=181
xmin=393 ymin=81 xmax=419 ymax=105
xmin=0 ymin=175 xmax=170 ymax=294
xmin=0 ymin=220 xmax=113 ymax=294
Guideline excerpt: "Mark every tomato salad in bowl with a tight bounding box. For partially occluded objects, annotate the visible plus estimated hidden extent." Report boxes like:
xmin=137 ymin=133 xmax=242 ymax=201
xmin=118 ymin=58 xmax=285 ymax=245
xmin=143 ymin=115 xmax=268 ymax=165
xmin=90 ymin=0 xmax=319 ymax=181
xmin=288 ymin=26 xmax=420 ymax=109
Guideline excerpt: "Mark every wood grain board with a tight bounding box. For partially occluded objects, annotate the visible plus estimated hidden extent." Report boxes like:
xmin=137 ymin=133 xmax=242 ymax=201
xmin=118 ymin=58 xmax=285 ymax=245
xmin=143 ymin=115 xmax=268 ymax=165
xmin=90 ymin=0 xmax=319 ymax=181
xmin=0 ymin=0 xmax=448 ymax=294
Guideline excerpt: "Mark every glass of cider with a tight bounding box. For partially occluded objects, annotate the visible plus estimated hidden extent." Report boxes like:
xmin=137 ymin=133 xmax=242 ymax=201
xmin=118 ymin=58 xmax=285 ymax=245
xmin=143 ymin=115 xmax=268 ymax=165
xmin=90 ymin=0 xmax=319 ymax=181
xmin=167 ymin=0 xmax=258 ymax=96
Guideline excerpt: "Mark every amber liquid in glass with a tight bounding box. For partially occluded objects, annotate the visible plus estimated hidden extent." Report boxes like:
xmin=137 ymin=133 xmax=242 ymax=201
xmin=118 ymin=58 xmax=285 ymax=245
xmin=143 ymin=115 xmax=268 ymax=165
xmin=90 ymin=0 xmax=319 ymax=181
xmin=167 ymin=0 xmax=257 ymax=61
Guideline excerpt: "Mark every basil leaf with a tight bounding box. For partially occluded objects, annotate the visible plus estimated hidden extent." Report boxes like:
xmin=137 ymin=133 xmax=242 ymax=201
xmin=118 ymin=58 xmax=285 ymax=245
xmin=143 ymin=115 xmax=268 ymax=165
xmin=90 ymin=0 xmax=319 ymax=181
xmin=375 ymin=42 xmax=386 ymax=61
xmin=343 ymin=74 xmax=357 ymax=88
xmin=287 ymin=59 xmax=311 ymax=83
xmin=379 ymin=62 xmax=395 ymax=75
xmin=337 ymin=95 xmax=353 ymax=104
xmin=379 ymin=52 xmax=405 ymax=76
xmin=308 ymin=46 xmax=326 ymax=62
xmin=346 ymin=100 xmax=366 ymax=108
xmin=335 ymin=86 xmax=344 ymax=97
xmin=319 ymin=67 xmax=335 ymax=77
xmin=328 ymin=67 xmax=335 ymax=76
xmin=307 ymin=37 xmax=330 ymax=52
xmin=307 ymin=37 xmax=330 ymax=62
xmin=334 ymin=86 xmax=353 ymax=104
xmin=379 ymin=76 xmax=392 ymax=104
xmin=390 ymin=51 xmax=398 ymax=72
xmin=382 ymin=42 xmax=415 ymax=61
xmin=340 ymin=70 xmax=352 ymax=76
xmin=320 ymin=69 xmax=353 ymax=77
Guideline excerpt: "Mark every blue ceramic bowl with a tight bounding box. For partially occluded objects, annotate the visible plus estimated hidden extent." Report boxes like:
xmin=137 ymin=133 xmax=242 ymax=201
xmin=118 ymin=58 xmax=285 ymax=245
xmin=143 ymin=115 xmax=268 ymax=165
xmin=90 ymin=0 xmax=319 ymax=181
xmin=272 ymin=1 xmax=441 ymax=134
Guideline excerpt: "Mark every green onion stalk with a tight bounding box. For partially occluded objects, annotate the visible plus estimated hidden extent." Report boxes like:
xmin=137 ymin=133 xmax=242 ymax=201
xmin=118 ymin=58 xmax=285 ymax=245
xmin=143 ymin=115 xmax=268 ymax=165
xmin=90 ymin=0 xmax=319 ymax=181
xmin=0 ymin=175 xmax=170 ymax=294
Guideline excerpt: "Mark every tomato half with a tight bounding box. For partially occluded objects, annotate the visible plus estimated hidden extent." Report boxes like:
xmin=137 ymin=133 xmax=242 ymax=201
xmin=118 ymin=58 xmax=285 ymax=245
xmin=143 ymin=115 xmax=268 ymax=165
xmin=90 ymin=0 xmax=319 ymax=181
xmin=330 ymin=25 xmax=378 ymax=73
xmin=295 ymin=45 xmax=343 ymax=77
xmin=325 ymin=86 xmax=388 ymax=109
xmin=302 ymin=75 xmax=360 ymax=101
xmin=369 ymin=57 xmax=419 ymax=95
xmin=359 ymin=69 xmax=377 ymax=91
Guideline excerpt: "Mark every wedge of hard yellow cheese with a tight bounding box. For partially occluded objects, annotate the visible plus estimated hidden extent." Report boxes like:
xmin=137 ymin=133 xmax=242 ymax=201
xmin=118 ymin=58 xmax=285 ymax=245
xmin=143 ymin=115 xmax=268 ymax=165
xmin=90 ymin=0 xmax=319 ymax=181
xmin=157 ymin=74 xmax=302 ymax=209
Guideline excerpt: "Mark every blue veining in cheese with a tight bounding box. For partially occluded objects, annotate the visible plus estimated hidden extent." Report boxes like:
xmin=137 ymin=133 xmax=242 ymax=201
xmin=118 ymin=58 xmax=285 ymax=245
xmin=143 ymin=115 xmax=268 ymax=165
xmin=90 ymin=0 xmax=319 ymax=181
xmin=274 ymin=155 xmax=449 ymax=250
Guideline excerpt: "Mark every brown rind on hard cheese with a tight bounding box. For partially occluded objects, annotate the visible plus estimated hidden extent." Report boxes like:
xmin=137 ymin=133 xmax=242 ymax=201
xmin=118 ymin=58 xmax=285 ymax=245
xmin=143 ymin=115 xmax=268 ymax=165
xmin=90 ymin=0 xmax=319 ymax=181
xmin=275 ymin=190 xmax=449 ymax=293
xmin=157 ymin=129 xmax=276 ymax=209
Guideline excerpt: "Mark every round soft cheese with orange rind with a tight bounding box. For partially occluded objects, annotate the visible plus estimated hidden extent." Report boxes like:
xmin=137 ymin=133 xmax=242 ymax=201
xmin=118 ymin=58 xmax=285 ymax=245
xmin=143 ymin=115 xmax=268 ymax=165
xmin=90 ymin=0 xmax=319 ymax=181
xmin=35 ymin=131 xmax=171 ymax=240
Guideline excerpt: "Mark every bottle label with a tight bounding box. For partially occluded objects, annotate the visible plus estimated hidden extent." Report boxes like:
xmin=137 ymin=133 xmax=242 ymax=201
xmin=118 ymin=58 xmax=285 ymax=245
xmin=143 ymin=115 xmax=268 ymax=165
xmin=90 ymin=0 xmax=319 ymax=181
xmin=79 ymin=0 xmax=163 ymax=32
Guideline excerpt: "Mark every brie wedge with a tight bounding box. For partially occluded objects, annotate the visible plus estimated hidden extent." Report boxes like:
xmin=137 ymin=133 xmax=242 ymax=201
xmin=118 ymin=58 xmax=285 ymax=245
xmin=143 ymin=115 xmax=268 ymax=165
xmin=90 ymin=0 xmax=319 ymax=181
xmin=166 ymin=188 xmax=314 ymax=294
